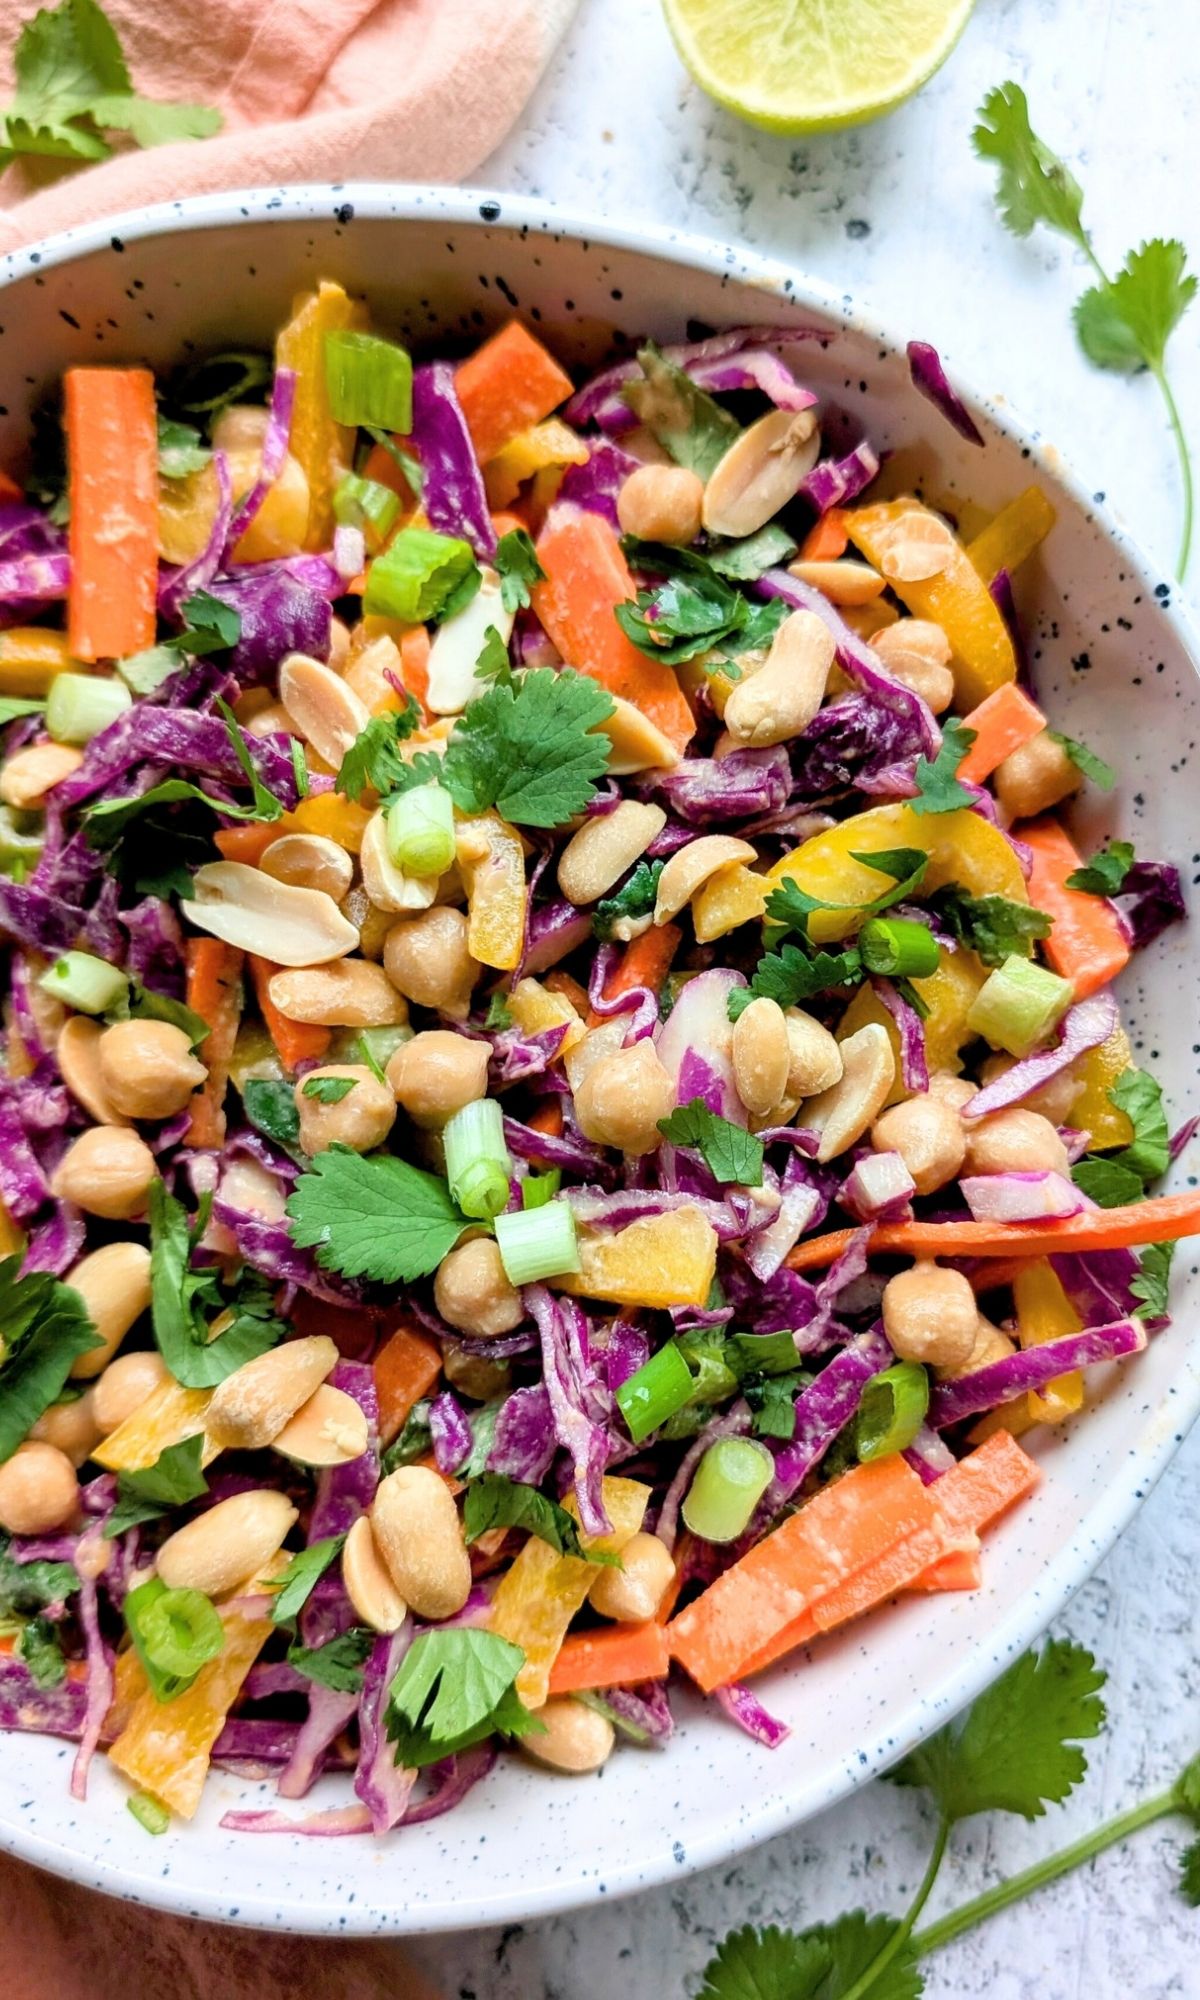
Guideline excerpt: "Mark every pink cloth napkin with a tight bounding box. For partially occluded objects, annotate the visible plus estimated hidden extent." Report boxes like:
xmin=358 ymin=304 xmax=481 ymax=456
xmin=0 ymin=0 xmax=578 ymax=253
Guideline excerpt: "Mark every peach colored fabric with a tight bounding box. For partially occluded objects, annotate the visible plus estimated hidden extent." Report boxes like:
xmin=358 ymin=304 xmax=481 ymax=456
xmin=0 ymin=0 xmax=578 ymax=253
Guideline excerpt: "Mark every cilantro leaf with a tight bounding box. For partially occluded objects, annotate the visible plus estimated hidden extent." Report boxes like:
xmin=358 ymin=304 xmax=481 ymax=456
xmin=729 ymin=943 xmax=864 ymax=1018
xmin=1047 ymin=728 xmax=1115 ymax=791
xmin=931 ymin=886 xmax=1052 ymax=967
xmin=972 ymin=82 xmax=1087 ymax=246
xmin=889 ymin=1638 xmax=1105 ymax=1822
xmin=16 ymin=1615 xmax=67 ymax=1689
xmin=438 ymin=666 xmax=615 ymax=829
xmin=1075 ymin=239 xmax=1198 ymax=374
xmin=381 ymin=1399 xmax=433 ymax=1474
xmin=269 ymin=1536 xmax=346 ymax=1629
xmin=0 ymin=1534 xmax=77 ymax=1616
xmin=386 ymin=1627 xmax=543 ymax=1769
xmin=744 ymin=1372 xmax=803 ymax=1440
xmin=485 ymin=990 xmax=514 ymax=1031
xmin=706 ymin=523 xmax=798 ymax=580
xmin=474 ymin=624 xmax=511 ymax=683
xmin=334 ymin=699 xmax=423 ymax=803
xmin=0 ymin=1257 xmax=102 ymax=1464
xmin=658 ymin=1098 xmax=765 ymax=1186
xmin=1179 ymin=1839 xmax=1200 ymax=1909
xmin=1065 ymin=840 xmax=1136 ymax=897
xmin=1070 ymin=1155 xmax=1146 ymax=1209
xmin=622 ymin=341 xmax=740 ymax=480
xmin=765 ymin=849 xmax=928 ymax=941
xmin=287 ymin=1627 xmax=374 ymax=1695
xmin=302 ymin=1075 xmax=357 ymax=1106
xmin=104 ymin=1433 xmax=209 ymax=1539
xmin=178 ymin=591 xmax=242 ymax=658
xmin=462 ymin=1473 xmax=616 ymax=1563
xmin=493 ymin=529 xmax=546 ymax=613
xmin=1073 ymin=1067 xmax=1169 ymax=1207
xmin=156 ymin=414 xmax=210 ymax=480
xmin=84 ymin=701 xmax=282 ymax=854
xmin=242 ymin=1078 xmax=301 ymax=1151
xmin=148 ymin=1182 xmax=286 ymax=1387
xmin=697 ymin=1924 xmax=832 ymax=2000
xmin=118 ymin=979 xmax=211 ymax=1050
xmin=616 ymin=541 xmax=788 ymax=666
xmin=593 ymin=859 xmax=664 ymax=942
xmin=1131 ymin=1241 xmax=1175 ymax=1322
xmin=910 ymin=718 xmax=977 ymax=816
xmin=286 ymin=1145 xmax=469 ymax=1283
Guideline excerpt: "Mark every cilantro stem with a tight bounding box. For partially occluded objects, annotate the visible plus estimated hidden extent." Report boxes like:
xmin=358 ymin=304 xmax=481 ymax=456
xmin=1149 ymin=360 xmax=1195 ymax=580
xmin=912 ymin=1788 xmax=1177 ymax=1957
xmin=841 ymin=1815 xmax=950 ymax=2000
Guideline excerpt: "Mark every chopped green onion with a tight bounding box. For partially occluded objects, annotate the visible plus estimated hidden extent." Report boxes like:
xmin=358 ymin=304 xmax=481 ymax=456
xmin=45 ymin=671 xmax=131 ymax=745
xmin=443 ymin=1098 xmax=512 ymax=1221
xmin=966 ymin=953 xmax=1074 ymax=1057
xmin=0 ymin=805 xmax=43 ymax=882
xmin=117 ymin=646 xmax=178 ymax=696
xmin=333 ymin=471 xmax=401 ymax=553
xmin=682 ymin=1436 xmax=774 ymax=1543
xmin=858 ymin=915 xmax=940 ymax=980
xmin=127 ymin=1792 xmax=170 ymax=1836
xmin=494 ymin=1199 xmax=581 ymax=1286
xmin=40 ymin=950 xmax=129 ymax=1015
xmin=123 ymin=1576 xmax=221 ymax=1704
xmin=324 ymin=330 xmax=414 ymax=434
xmin=363 ymin=527 xmax=478 ymax=625
xmin=386 ymin=782 xmax=456 ymax=878
xmin=855 ymin=1362 xmax=930 ymax=1463
xmin=615 ymin=1341 xmax=693 ymax=1444
xmin=522 ymin=1169 xmax=562 ymax=1210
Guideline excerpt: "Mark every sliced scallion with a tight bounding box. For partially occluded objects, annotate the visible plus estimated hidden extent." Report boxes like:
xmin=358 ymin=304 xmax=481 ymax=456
xmin=325 ymin=330 xmax=414 ymax=434
xmin=494 ymin=1199 xmax=580 ymax=1286
xmin=858 ymin=915 xmax=940 ymax=979
xmin=363 ymin=526 xmax=477 ymax=625
xmin=40 ymin=950 xmax=129 ymax=1015
xmin=386 ymin=782 xmax=456 ymax=878
xmin=966 ymin=953 xmax=1074 ymax=1057
xmin=522 ymin=1169 xmax=562 ymax=1211
xmin=681 ymin=1436 xmax=774 ymax=1543
xmin=117 ymin=646 xmax=178 ymax=697
xmin=615 ymin=1341 xmax=693 ymax=1444
xmin=127 ymin=1792 xmax=170 ymax=1836
xmin=443 ymin=1098 xmax=512 ymax=1221
xmin=854 ymin=1362 xmax=930 ymax=1463
xmin=333 ymin=471 xmax=401 ymax=552
xmin=45 ymin=671 xmax=131 ymax=745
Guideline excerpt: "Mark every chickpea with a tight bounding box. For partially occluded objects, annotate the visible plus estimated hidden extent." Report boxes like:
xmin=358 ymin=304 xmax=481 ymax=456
xmin=0 ymin=741 xmax=84 ymax=809
xmin=0 ymin=1442 xmax=78 ymax=1535
xmin=994 ymin=730 xmax=1081 ymax=821
xmin=92 ymin=1350 xmax=169 ymax=1435
xmin=433 ymin=1237 xmax=524 ymax=1338
xmin=589 ymin=1532 xmax=675 ymax=1623
xmin=882 ymin=1261 xmax=979 ymax=1370
xmin=872 ymin=1093 xmax=966 ymax=1197
xmin=97 ymin=1019 xmax=207 ymax=1122
xmin=573 ymin=1039 xmax=676 ymax=1156
xmin=785 ymin=1009 xmax=843 ymax=1098
xmin=66 ymin=1242 xmax=152 ymax=1378
xmin=977 ymin=1054 xmax=1083 ymax=1128
xmin=294 ymin=1064 xmax=397 ymax=1157
xmin=522 ymin=1697 xmax=615 ymax=1775
xmin=616 ymin=463 xmax=705 ymax=546
xmin=731 ymin=997 xmax=790 ymax=1118
xmin=383 ymin=906 xmax=479 ymax=1018
xmin=927 ymin=1070 xmax=978 ymax=1113
xmin=51 ymin=1126 xmax=158 ymax=1220
xmin=31 ymin=1391 xmax=99 ymax=1468
xmin=962 ymin=1107 xmax=1069 ymax=1178
xmin=387 ymin=1029 xmax=490 ymax=1129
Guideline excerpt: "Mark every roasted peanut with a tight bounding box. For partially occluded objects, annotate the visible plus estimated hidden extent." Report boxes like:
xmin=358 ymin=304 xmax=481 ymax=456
xmin=204 ymin=1335 xmax=339 ymax=1451
xmin=588 ymin=1531 xmax=675 ymax=1623
xmin=871 ymin=619 xmax=955 ymax=712
xmin=370 ymin=1465 xmax=472 ymax=1621
xmin=0 ymin=741 xmax=84 ymax=809
xmin=785 ymin=1009 xmax=844 ymax=1097
xmin=268 ymin=960 xmax=408 ymax=1028
xmin=259 ymin=833 xmax=355 ymax=901
xmin=271 ymin=1383 xmax=370 ymax=1466
xmin=97 ymin=1019 xmax=207 ymax=1121
xmin=995 ymin=730 xmax=1082 ymax=820
xmin=653 ymin=835 xmax=757 ymax=924
xmin=702 ymin=408 xmax=820 ymax=539
xmin=181 ymin=861 xmax=359 ymax=966
xmin=91 ymin=1350 xmax=169 ymax=1435
xmin=723 ymin=609 xmax=834 ymax=747
xmin=788 ymin=558 xmax=884 ymax=606
xmin=279 ymin=652 xmax=370 ymax=770
xmin=30 ymin=1392 xmax=99 ymax=1468
xmin=557 ymin=802 xmax=666 ymax=907
xmin=342 ymin=1512 xmax=407 ymax=1632
xmin=156 ymin=1489 xmax=299 ymax=1597
xmin=731 ymin=997 xmax=791 ymax=1118
xmin=66 ymin=1242 xmax=152 ymax=1378
xmin=522 ymin=1697 xmax=615 ymax=1773
xmin=359 ymin=809 xmax=439 ymax=916
xmin=802 ymin=1022 xmax=895 ymax=1162
xmin=56 ymin=1015 xmax=128 ymax=1126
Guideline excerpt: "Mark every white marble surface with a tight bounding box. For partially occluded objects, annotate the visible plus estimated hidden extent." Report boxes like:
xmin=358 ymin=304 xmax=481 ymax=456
xmin=411 ymin=2 xmax=1200 ymax=1995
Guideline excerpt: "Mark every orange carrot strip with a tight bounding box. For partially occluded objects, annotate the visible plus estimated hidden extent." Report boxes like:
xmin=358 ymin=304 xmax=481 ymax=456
xmin=533 ymin=513 xmax=695 ymax=755
xmin=523 ymin=1101 xmax=566 ymax=1156
xmin=911 ymin=1547 xmax=983 ymax=1592
xmin=183 ymin=940 xmax=244 ymax=1149
xmin=374 ymin=1321 xmax=444 ymax=1446
xmin=957 ymin=684 xmax=1046 ymax=785
xmin=1021 ymin=816 xmax=1132 ymax=999
xmin=490 ymin=509 xmax=528 ymax=540
xmin=399 ymin=625 xmax=431 ymax=713
xmin=908 ymin=1430 xmax=1040 ymax=1590
xmin=361 ymin=439 xmax=418 ymax=503
xmin=455 ymin=322 xmax=574 ymax=466
xmin=786 ymin=1188 xmax=1200 ymax=1271
xmin=604 ymin=924 xmax=681 ymax=1005
xmin=547 ymin=1622 xmax=671 ymax=1696
xmin=214 ymin=822 xmax=281 ymax=865
xmin=248 ymin=955 xmax=331 ymax=1071
xmin=668 ymin=1456 xmax=931 ymax=1694
xmin=966 ymin=1257 xmax=1038 ymax=1296
xmin=66 ymin=368 xmax=159 ymax=662
xmin=799 ymin=509 xmax=850 ymax=561
xmin=0 ymin=470 xmax=22 ymax=503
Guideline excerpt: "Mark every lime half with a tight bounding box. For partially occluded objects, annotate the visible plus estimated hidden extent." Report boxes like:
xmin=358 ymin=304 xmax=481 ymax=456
xmin=662 ymin=0 xmax=976 ymax=133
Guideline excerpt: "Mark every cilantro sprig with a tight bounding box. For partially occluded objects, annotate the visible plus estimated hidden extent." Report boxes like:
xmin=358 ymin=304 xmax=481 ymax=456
xmin=285 ymin=1144 xmax=469 ymax=1283
xmin=148 ymin=1183 xmax=286 ymax=1388
xmin=616 ymin=542 xmax=787 ymax=666
xmin=729 ymin=941 xmax=866 ymax=1018
xmin=974 ymin=82 xmax=1196 ymax=578
xmin=930 ymin=885 xmax=1052 ymax=967
xmin=0 ymin=1257 xmax=101 ymax=1464
xmin=658 ymin=1098 xmax=765 ymax=1187
xmin=1073 ymin=1066 xmax=1169 ymax=1209
xmin=1065 ymin=839 xmax=1136 ymax=897
xmin=462 ymin=1473 xmax=617 ymax=1564
xmin=910 ymin=718 xmax=976 ymax=816
xmin=386 ymin=1628 xmax=544 ymax=1769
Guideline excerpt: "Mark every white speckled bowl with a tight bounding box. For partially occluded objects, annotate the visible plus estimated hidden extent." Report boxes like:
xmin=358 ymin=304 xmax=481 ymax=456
xmin=0 ymin=187 xmax=1197 ymax=1935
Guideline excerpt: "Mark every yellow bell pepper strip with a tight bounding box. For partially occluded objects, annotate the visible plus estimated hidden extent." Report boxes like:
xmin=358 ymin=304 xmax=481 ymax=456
xmin=482 ymin=418 xmax=590 ymax=509
xmin=508 ymin=976 xmax=587 ymax=1053
xmin=557 ymin=1206 xmax=718 ymax=1311
xmin=1014 ymin=1259 xmax=1085 ymax=1424
xmin=848 ymin=497 xmax=1018 ymax=708
xmin=1021 ymin=816 xmax=1132 ymax=1000
xmin=691 ymin=801 xmax=1029 ymax=945
xmin=837 ymin=947 xmax=988 ymax=1105
xmin=456 ymin=812 xmax=527 ymax=971
xmin=276 ymin=280 xmax=364 ymax=550
xmin=965 ymin=484 xmax=1057 ymax=584
xmin=158 ymin=459 xmax=221 ymax=567
xmin=489 ymin=1476 xmax=650 ymax=1708
xmin=1069 ymin=1024 xmax=1135 ymax=1150
xmin=92 ymin=1379 xmax=217 ymax=1474
xmin=0 ymin=628 xmax=79 ymax=697
xmin=108 ymin=1562 xmax=286 ymax=1819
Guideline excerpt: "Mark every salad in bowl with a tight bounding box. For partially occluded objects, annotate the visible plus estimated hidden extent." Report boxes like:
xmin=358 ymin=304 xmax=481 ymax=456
xmin=0 ymin=285 xmax=1191 ymax=1840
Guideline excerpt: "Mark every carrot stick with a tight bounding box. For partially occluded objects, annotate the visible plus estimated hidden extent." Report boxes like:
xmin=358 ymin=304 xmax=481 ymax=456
xmin=399 ymin=626 xmax=431 ymax=713
xmin=248 ymin=955 xmax=331 ymax=1071
xmin=957 ymin=684 xmax=1046 ymax=785
xmin=785 ymin=1188 xmax=1200 ymax=1272
xmin=547 ymin=1622 xmax=671 ymax=1696
xmin=65 ymin=368 xmax=158 ymax=662
xmin=183 ymin=939 xmax=244 ymax=1149
xmin=533 ymin=513 xmax=696 ymax=755
xmin=668 ymin=1455 xmax=932 ymax=1694
xmin=603 ymin=924 xmax=681 ymax=1006
xmin=373 ymin=1321 xmax=443 ymax=1445
xmin=525 ymin=1100 xmax=565 ymax=1152
xmin=214 ymin=822 xmax=282 ymax=866
xmin=1021 ymin=816 xmax=1132 ymax=999
xmin=455 ymin=322 xmax=574 ymax=466
xmin=911 ymin=1548 xmax=983 ymax=1592
xmin=799 ymin=509 xmax=850 ymax=561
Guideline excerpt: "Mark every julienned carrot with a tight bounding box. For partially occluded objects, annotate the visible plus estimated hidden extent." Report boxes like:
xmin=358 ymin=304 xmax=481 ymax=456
xmin=547 ymin=1622 xmax=671 ymax=1696
xmin=799 ymin=509 xmax=850 ymax=561
xmin=525 ymin=1100 xmax=565 ymax=1147
xmin=957 ymin=683 xmax=1046 ymax=785
xmin=911 ymin=1548 xmax=983 ymax=1592
xmin=668 ymin=1455 xmax=930 ymax=1694
xmin=602 ymin=923 xmax=681 ymax=1006
xmin=533 ymin=513 xmax=696 ymax=755
xmin=399 ymin=625 xmax=431 ymax=713
xmin=785 ymin=1186 xmax=1200 ymax=1271
xmin=908 ymin=1429 xmax=1040 ymax=1590
xmin=454 ymin=321 xmax=574 ymax=466
xmin=214 ymin=822 xmax=283 ymax=866
xmin=361 ymin=439 xmax=419 ymax=504
xmin=373 ymin=1321 xmax=443 ymax=1445
xmin=1021 ymin=816 xmax=1132 ymax=999
xmin=248 ymin=955 xmax=331 ymax=1072
xmin=65 ymin=368 xmax=158 ymax=662
xmin=183 ymin=939 xmax=244 ymax=1149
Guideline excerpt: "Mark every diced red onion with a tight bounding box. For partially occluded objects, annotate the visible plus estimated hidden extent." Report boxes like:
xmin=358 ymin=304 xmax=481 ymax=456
xmin=960 ymin=1170 xmax=1086 ymax=1222
xmin=842 ymin=1150 xmax=916 ymax=1223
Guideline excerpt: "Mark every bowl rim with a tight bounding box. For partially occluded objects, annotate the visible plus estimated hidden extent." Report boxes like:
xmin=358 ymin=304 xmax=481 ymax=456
xmin=1 ymin=181 xmax=1198 ymax=1936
